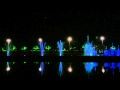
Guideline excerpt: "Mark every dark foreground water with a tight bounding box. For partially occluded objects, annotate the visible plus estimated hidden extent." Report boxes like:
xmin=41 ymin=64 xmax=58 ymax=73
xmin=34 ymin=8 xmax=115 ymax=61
xmin=0 ymin=56 xmax=120 ymax=81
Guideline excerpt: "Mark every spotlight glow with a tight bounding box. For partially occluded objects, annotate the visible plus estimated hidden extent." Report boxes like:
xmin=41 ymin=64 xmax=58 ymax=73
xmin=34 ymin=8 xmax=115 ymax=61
xmin=6 ymin=66 xmax=10 ymax=72
xmin=38 ymin=38 xmax=42 ymax=42
xmin=38 ymin=67 xmax=42 ymax=71
xmin=68 ymin=66 xmax=73 ymax=73
xmin=102 ymin=66 xmax=105 ymax=73
xmin=6 ymin=38 xmax=11 ymax=44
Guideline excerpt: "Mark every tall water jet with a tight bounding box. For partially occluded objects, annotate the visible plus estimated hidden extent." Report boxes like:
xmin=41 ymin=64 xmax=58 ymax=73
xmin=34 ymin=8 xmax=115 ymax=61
xmin=57 ymin=40 xmax=64 ymax=77
xmin=6 ymin=38 xmax=11 ymax=56
xmin=38 ymin=38 xmax=46 ymax=56
xmin=104 ymin=46 xmax=110 ymax=56
xmin=110 ymin=43 xmax=116 ymax=56
xmin=84 ymin=35 xmax=97 ymax=56
xmin=115 ymin=45 xmax=120 ymax=56
xmin=6 ymin=38 xmax=11 ymax=69
xmin=38 ymin=38 xmax=46 ymax=76
xmin=57 ymin=40 xmax=64 ymax=56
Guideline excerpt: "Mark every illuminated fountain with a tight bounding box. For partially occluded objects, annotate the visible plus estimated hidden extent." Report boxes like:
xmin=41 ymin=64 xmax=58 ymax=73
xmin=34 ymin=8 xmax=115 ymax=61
xmin=38 ymin=38 xmax=46 ymax=76
xmin=109 ymin=43 xmax=116 ymax=56
xmin=84 ymin=35 xmax=97 ymax=56
xmin=115 ymin=45 xmax=120 ymax=56
xmin=6 ymin=38 xmax=11 ymax=56
xmin=57 ymin=40 xmax=64 ymax=77
xmin=57 ymin=40 xmax=64 ymax=56
xmin=103 ymin=46 xmax=110 ymax=56
xmin=38 ymin=38 xmax=46 ymax=56
xmin=6 ymin=38 xmax=11 ymax=70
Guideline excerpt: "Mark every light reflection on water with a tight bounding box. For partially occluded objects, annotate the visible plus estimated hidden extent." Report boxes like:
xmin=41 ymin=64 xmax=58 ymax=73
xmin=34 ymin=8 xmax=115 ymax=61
xmin=1 ymin=61 xmax=120 ymax=79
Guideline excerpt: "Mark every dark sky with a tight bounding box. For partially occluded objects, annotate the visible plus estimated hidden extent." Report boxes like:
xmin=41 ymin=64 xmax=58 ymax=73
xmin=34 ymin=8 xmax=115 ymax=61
xmin=0 ymin=9 xmax=120 ymax=49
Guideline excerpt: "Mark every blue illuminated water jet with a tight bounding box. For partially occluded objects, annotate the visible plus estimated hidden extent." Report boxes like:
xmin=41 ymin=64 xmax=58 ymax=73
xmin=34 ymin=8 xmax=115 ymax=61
xmin=84 ymin=35 xmax=97 ymax=56
xmin=58 ymin=62 xmax=63 ymax=77
xmin=38 ymin=41 xmax=46 ymax=56
xmin=57 ymin=40 xmax=64 ymax=56
xmin=115 ymin=45 xmax=120 ymax=56
xmin=6 ymin=40 xmax=11 ymax=69
xmin=7 ymin=44 xmax=10 ymax=56
xmin=38 ymin=40 xmax=46 ymax=76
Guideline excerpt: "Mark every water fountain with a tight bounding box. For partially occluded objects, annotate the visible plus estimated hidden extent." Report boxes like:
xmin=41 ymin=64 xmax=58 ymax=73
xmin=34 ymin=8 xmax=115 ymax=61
xmin=6 ymin=38 xmax=11 ymax=56
xmin=57 ymin=40 xmax=64 ymax=77
xmin=38 ymin=38 xmax=46 ymax=76
xmin=6 ymin=38 xmax=11 ymax=70
xmin=110 ymin=43 xmax=116 ymax=56
xmin=38 ymin=38 xmax=46 ymax=56
xmin=115 ymin=45 xmax=120 ymax=56
xmin=103 ymin=46 xmax=110 ymax=56
xmin=57 ymin=40 xmax=64 ymax=56
xmin=84 ymin=35 xmax=97 ymax=56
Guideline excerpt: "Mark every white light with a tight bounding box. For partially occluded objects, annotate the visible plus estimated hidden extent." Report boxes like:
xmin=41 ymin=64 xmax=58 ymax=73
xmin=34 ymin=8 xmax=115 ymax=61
xmin=68 ymin=66 xmax=73 ymax=73
xmin=102 ymin=66 xmax=105 ymax=73
xmin=39 ymin=67 xmax=42 ymax=71
xmin=38 ymin=38 xmax=42 ymax=42
xmin=6 ymin=66 xmax=10 ymax=72
xmin=67 ymin=36 xmax=72 ymax=42
xmin=6 ymin=38 xmax=11 ymax=44
xmin=100 ymin=36 xmax=105 ymax=41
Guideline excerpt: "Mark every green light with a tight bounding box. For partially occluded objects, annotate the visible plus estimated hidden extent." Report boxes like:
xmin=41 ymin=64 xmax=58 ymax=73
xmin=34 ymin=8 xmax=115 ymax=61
xmin=82 ymin=45 xmax=85 ymax=48
xmin=34 ymin=62 xmax=39 ymax=64
xmin=11 ymin=45 xmax=17 ymax=51
xmin=23 ymin=62 xmax=27 ymax=64
xmin=45 ymin=62 xmax=50 ymax=64
xmin=45 ymin=46 xmax=51 ymax=51
xmin=21 ymin=46 xmax=27 ymax=51
xmin=2 ymin=47 xmax=6 ymax=52
xmin=12 ymin=62 xmax=15 ymax=64
xmin=110 ymin=46 xmax=116 ymax=50
xmin=83 ymin=62 xmax=86 ymax=65
xmin=32 ymin=45 xmax=40 ymax=51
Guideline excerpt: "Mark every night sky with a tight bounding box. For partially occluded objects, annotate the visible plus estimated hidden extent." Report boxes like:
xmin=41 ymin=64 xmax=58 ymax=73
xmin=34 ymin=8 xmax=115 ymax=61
xmin=0 ymin=9 xmax=120 ymax=49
